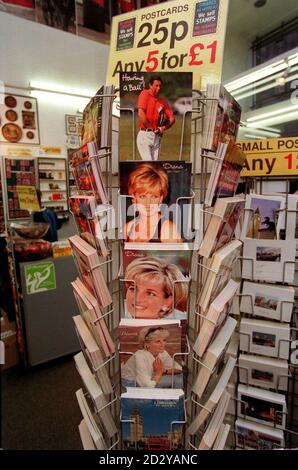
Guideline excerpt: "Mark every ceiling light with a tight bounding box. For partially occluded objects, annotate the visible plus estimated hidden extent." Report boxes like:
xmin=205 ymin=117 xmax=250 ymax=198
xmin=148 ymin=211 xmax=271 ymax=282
xmin=244 ymin=134 xmax=268 ymax=139
xmin=246 ymin=104 xmax=298 ymax=123
xmin=246 ymin=110 xmax=298 ymax=127
xmin=275 ymin=62 xmax=291 ymax=87
xmin=225 ymin=47 xmax=298 ymax=93
xmin=234 ymin=70 xmax=298 ymax=100
xmin=29 ymin=81 xmax=95 ymax=99
xmin=276 ymin=75 xmax=286 ymax=86
xmin=243 ymin=97 xmax=298 ymax=127
xmin=242 ymin=127 xmax=281 ymax=138
xmin=30 ymin=89 xmax=90 ymax=111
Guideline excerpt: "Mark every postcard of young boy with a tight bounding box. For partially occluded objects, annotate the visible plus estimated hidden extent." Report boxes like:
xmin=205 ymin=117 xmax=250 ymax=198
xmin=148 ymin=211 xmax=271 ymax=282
xmin=119 ymin=71 xmax=192 ymax=161
xmin=119 ymin=160 xmax=192 ymax=243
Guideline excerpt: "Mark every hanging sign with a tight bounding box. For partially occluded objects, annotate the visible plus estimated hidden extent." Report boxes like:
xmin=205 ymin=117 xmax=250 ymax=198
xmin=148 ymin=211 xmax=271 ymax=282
xmin=6 ymin=147 xmax=33 ymax=157
xmin=238 ymin=137 xmax=298 ymax=177
xmin=106 ymin=0 xmax=229 ymax=90
xmin=40 ymin=147 xmax=62 ymax=156
xmin=16 ymin=185 xmax=40 ymax=212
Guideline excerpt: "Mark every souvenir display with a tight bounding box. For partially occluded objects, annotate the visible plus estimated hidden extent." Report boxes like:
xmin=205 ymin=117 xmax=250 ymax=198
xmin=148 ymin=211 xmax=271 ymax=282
xmin=0 ymin=94 xmax=40 ymax=144
xmin=4 ymin=157 xmax=36 ymax=219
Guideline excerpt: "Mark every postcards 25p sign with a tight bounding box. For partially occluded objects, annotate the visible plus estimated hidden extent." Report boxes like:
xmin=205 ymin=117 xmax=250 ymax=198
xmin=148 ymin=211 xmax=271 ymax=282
xmin=106 ymin=0 xmax=229 ymax=90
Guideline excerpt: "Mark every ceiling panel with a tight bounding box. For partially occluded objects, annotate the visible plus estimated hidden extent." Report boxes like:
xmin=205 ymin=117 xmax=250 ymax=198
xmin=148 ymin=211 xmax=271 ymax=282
xmin=227 ymin=0 xmax=298 ymax=38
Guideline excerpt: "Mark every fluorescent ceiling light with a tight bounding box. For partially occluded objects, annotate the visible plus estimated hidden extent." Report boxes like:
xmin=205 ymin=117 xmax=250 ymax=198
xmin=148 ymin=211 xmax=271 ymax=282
xmin=246 ymin=104 xmax=298 ymax=123
xmin=246 ymin=110 xmax=298 ymax=127
xmin=243 ymin=97 xmax=298 ymax=128
xmin=242 ymin=127 xmax=281 ymax=138
xmin=254 ymin=126 xmax=281 ymax=133
xmin=31 ymin=89 xmax=90 ymax=111
xmin=244 ymin=134 xmax=268 ymax=139
xmin=225 ymin=47 xmax=298 ymax=93
xmin=30 ymin=80 xmax=95 ymax=99
xmin=233 ymin=69 xmax=298 ymax=101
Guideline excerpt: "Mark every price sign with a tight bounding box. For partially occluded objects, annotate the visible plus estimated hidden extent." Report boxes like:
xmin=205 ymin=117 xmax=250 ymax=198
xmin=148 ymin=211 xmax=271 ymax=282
xmin=238 ymin=137 xmax=298 ymax=177
xmin=16 ymin=185 xmax=40 ymax=212
xmin=106 ymin=0 xmax=229 ymax=90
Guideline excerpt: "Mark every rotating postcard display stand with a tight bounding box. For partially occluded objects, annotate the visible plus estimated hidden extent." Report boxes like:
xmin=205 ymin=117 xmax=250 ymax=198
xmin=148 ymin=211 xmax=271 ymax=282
xmin=68 ymin=84 xmax=203 ymax=450
xmin=116 ymin=91 xmax=197 ymax=451
xmin=69 ymin=87 xmax=239 ymax=450
xmin=68 ymin=88 xmax=121 ymax=450
xmin=186 ymin=92 xmax=245 ymax=451
xmin=68 ymin=86 xmax=298 ymax=451
xmin=186 ymin=92 xmax=298 ymax=450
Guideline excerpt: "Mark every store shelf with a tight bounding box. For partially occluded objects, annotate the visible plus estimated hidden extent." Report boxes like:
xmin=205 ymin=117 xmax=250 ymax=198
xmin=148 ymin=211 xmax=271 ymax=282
xmin=38 ymin=156 xmax=69 ymax=212
xmin=39 ymin=178 xmax=66 ymax=182
xmin=42 ymin=199 xmax=67 ymax=203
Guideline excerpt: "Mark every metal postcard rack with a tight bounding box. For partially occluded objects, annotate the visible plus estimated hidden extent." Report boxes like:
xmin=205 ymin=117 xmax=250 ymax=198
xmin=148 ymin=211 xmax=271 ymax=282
xmin=185 ymin=91 xmax=298 ymax=451
xmin=69 ymin=88 xmax=123 ymax=449
xmin=71 ymin=86 xmax=298 ymax=451
xmin=236 ymin=181 xmax=298 ymax=449
xmin=71 ymin=88 xmax=203 ymax=449
xmin=114 ymin=94 xmax=200 ymax=450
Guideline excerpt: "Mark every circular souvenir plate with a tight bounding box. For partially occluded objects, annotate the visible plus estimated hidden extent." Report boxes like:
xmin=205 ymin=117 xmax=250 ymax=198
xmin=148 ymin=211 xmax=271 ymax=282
xmin=26 ymin=131 xmax=34 ymax=139
xmin=5 ymin=96 xmax=17 ymax=108
xmin=5 ymin=109 xmax=18 ymax=122
xmin=24 ymin=100 xmax=32 ymax=110
xmin=2 ymin=123 xmax=22 ymax=142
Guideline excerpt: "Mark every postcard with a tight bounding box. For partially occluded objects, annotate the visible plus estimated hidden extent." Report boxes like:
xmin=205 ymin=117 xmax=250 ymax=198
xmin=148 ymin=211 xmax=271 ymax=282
xmin=242 ymin=238 xmax=296 ymax=283
xmin=121 ymin=388 xmax=185 ymax=450
xmin=235 ymin=418 xmax=284 ymax=450
xmin=239 ymin=318 xmax=290 ymax=359
xmin=122 ymin=244 xmax=191 ymax=322
xmin=119 ymin=160 xmax=192 ymax=243
xmin=241 ymin=194 xmax=285 ymax=240
xmin=240 ymin=281 xmax=294 ymax=322
xmin=237 ymin=385 xmax=286 ymax=429
xmin=119 ymin=71 xmax=192 ymax=161
xmin=119 ymin=319 xmax=183 ymax=390
xmin=238 ymin=354 xmax=288 ymax=391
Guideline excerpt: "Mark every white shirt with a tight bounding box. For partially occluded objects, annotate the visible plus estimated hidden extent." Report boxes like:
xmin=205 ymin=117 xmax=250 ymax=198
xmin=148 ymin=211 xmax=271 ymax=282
xmin=122 ymin=349 xmax=182 ymax=388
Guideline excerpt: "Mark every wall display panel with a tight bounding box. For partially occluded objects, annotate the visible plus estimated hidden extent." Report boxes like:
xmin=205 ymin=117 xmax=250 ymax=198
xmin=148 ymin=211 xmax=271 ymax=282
xmin=65 ymin=114 xmax=83 ymax=136
xmin=0 ymin=94 xmax=40 ymax=145
xmin=4 ymin=157 xmax=37 ymax=219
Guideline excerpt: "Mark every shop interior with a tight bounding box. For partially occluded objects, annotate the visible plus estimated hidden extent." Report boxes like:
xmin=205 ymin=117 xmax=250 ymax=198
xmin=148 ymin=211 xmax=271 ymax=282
xmin=1 ymin=0 xmax=298 ymax=451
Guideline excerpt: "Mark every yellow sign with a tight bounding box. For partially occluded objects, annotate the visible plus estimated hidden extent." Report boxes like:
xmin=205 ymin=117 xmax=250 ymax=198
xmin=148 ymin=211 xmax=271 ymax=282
xmin=41 ymin=147 xmax=62 ymax=156
xmin=16 ymin=186 xmax=40 ymax=212
xmin=7 ymin=148 xmax=33 ymax=157
xmin=106 ymin=0 xmax=229 ymax=90
xmin=238 ymin=137 xmax=298 ymax=177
